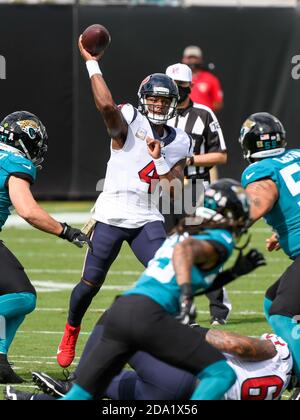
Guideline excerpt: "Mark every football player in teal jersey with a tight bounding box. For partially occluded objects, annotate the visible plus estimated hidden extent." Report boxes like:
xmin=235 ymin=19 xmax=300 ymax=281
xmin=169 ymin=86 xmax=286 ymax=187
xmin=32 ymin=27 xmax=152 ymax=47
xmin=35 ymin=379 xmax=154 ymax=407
xmin=0 ymin=111 xmax=91 ymax=383
xmin=57 ymin=179 xmax=265 ymax=401
xmin=240 ymin=112 xmax=300 ymax=384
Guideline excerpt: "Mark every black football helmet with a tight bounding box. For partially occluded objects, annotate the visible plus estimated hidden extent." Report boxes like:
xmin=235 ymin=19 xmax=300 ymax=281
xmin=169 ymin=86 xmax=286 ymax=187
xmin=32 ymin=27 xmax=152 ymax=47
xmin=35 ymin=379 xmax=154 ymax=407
xmin=0 ymin=111 xmax=48 ymax=169
xmin=138 ymin=73 xmax=179 ymax=125
xmin=239 ymin=112 xmax=286 ymax=163
xmin=193 ymin=179 xmax=251 ymax=237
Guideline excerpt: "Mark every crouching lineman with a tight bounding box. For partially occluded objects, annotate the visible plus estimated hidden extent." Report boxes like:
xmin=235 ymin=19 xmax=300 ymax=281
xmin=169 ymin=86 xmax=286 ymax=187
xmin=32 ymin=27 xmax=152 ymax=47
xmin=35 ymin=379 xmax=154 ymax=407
xmin=18 ymin=179 xmax=265 ymax=400
xmin=0 ymin=111 xmax=91 ymax=383
xmin=21 ymin=332 xmax=292 ymax=401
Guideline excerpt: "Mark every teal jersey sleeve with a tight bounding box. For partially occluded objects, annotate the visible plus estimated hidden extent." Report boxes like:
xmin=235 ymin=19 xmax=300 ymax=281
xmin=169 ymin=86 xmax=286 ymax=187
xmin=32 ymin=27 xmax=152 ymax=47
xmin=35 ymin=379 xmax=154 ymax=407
xmin=2 ymin=154 xmax=36 ymax=185
xmin=241 ymin=160 xmax=278 ymax=189
xmin=192 ymin=229 xmax=235 ymax=259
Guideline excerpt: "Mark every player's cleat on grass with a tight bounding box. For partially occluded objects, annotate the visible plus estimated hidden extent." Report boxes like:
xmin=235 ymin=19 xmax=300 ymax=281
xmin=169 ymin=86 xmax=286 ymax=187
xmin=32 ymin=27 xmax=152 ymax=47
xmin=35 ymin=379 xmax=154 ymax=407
xmin=5 ymin=386 xmax=34 ymax=400
xmin=0 ymin=355 xmax=24 ymax=384
xmin=57 ymin=323 xmax=81 ymax=368
xmin=210 ymin=317 xmax=227 ymax=326
xmin=32 ymin=371 xmax=73 ymax=398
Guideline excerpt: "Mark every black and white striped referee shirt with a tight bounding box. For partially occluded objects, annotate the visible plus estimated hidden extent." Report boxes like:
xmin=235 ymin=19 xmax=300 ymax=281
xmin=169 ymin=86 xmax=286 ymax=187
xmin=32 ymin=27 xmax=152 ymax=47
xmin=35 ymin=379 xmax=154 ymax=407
xmin=168 ymin=100 xmax=226 ymax=183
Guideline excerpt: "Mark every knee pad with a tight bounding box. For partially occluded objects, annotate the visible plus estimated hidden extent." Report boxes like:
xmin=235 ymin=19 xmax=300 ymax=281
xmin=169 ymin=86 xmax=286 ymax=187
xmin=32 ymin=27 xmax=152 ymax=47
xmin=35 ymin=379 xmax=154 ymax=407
xmin=82 ymin=267 xmax=107 ymax=288
xmin=77 ymin=280 xmax=100 ymax=298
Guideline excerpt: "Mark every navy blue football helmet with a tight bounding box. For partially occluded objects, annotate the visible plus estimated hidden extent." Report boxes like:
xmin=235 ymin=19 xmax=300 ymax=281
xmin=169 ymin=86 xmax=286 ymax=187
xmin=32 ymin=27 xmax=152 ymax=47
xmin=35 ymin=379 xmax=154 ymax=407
xmin=138 ymin=73 xmax=179 ymax=125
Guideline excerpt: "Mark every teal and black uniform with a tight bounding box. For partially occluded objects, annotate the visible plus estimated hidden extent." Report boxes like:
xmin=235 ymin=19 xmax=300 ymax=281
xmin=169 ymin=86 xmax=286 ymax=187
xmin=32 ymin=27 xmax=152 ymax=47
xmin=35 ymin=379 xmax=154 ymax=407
xmin=242 ymin=149 xmax=300 ymax=260
xmin=125 ymin=229 xmax=235 ymax=315
xmin=242 ymin=148 xmax=300 ymax=382
xmin=0 ymin=148 xmax=37 ymax=355
xmin=66 ymin=229 xmax=237 ymax=401
xmin=0 ymin=149 xmax=36 ymax=230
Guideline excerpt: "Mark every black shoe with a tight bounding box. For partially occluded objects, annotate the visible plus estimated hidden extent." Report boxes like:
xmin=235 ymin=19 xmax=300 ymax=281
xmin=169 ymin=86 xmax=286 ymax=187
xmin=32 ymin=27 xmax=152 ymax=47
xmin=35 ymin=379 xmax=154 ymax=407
xmin=210 ymin=317 xmax=227 ymax=326
xmin=289 ymin=388 xmax=300 ymax=400
xmin=5 ymin=386 xmax=34 ymax=400
xmin=0 ymin=356 xmax=24 ymax=384
xmin=32 ymin=371 xmax=73 ymax=398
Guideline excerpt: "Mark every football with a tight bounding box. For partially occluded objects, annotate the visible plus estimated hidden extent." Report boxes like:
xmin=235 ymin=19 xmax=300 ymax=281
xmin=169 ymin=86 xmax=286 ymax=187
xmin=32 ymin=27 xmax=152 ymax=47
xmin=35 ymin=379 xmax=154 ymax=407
xmin=81 ymin=24 xmax=111 ymax=56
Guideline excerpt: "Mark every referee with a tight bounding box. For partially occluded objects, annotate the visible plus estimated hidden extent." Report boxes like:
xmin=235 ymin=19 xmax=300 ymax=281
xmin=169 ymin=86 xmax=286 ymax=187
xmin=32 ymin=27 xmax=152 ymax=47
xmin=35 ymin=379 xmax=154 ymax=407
xmin=164 ymin=63 xmax=231 ymax=326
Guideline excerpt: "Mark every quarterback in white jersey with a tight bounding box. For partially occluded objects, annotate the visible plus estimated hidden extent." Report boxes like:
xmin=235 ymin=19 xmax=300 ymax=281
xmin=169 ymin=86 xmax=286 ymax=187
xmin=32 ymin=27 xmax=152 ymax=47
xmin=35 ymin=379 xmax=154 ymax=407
xmin=56 ymin=37 xmax=193 ymax=369
xmin=224 ymin=334 xmax=293 ymax=400
xmin=94 ymin=102 xmax=193 ymax=228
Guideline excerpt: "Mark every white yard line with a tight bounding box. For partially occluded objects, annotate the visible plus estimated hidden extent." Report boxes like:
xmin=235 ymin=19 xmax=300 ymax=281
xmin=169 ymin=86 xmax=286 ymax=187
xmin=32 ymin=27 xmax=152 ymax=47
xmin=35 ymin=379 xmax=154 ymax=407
xmin=32 ymin=280 xmax=267 ymax=294
xmin=28 ymin=269 xmax=141 ymax=276
xmin=18 ymin=330 xmax=90 ymax=335
xmin=0 ymin=385 xmax=38 ymax=389
xmin=33 ymin=308 xmax=265 ymax=316
xmin=32 ymin=281 xmax=132 ymax=292
xmin=4 ymin=212 xmax=91 ymax=228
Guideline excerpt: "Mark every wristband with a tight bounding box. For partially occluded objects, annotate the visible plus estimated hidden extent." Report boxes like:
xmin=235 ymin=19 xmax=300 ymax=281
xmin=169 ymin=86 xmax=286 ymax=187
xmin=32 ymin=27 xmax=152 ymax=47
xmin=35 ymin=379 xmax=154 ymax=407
xmin=180 ymin=283 xmax=193 ymax=299
xmin=153 ymin=156 xmax=170 ymax=176
xmin=59 ymin=222 xmax=69 ymax=238
xmin=86 ymin=60 xmax=102 ymax=78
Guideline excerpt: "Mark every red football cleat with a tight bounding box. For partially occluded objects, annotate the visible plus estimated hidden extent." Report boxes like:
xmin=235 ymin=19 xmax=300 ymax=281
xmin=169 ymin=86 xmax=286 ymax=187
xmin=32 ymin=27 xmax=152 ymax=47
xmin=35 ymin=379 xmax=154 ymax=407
xmin=57 ymin=323 xmax=81 ymax=368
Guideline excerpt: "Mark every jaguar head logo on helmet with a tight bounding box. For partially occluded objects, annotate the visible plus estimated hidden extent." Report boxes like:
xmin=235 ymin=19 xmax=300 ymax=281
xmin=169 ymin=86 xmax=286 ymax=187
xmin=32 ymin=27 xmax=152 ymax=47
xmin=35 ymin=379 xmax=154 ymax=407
xmin=239 ymin=112 xmax=287 ymax=163
xmin=0 ymin=111 xmax=48 ymax=169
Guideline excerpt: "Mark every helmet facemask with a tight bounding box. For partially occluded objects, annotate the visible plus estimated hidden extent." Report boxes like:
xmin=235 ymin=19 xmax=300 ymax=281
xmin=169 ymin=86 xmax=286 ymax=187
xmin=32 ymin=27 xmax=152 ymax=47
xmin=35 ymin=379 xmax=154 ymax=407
xmin=138 ymin=73 xmax=179 ymax=125
xmin=140 ymin=94 xmax=177 ymax=125
xmin=0 ymin=111 xmax=48 ymax=170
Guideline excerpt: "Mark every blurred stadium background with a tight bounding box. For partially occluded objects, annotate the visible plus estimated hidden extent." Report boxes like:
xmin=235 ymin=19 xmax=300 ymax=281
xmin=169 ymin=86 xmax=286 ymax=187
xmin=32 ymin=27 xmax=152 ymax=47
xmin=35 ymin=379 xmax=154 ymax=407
xmin=0 ymin=0 xmax=298 ymax=398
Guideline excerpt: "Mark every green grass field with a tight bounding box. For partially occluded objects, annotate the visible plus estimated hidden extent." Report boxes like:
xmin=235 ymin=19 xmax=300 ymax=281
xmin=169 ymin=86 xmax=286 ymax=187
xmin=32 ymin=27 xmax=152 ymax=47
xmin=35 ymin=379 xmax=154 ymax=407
xmin=0 ymin=202 xmax=292 ymax=399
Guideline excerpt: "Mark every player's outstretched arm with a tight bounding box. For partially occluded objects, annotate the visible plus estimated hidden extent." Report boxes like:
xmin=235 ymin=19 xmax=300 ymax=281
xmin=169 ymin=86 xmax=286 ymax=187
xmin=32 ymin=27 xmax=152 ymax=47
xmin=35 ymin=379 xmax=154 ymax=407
xmin=8 ymin=177 xmax=92 ymax=249
xmin=78 ymin=36 xmax=128 ymax=149
xmin=206 ymin=330 xmax=277 ymax=362
xmin=246 ymin=179 xmax=278 ymax=223
xmin=173 ymin=239 xmax=219 ymax=325
xmin=173 ymin=238 xmax=218 ymax=286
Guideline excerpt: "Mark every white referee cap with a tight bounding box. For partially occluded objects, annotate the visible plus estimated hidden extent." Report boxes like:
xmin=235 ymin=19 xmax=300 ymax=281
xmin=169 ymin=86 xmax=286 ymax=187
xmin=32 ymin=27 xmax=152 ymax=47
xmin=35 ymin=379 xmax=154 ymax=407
xmin=165 ymin=63 xmax=192 ymax=83
xmin=183 ymin=45 xmax=203 ymax=58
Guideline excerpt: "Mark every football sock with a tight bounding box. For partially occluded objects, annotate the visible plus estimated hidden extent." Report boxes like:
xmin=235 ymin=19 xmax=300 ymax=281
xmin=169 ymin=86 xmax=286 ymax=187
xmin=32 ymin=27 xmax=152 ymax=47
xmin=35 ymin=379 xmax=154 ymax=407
xmin=60 ymin=384 xmax=93 ymax=400
xmin=264 ymin=297 xmax=273 ymax=323
xmin=269 ymin=314 xmax=300 ymax=382
xmin=68 ymin=281 xmax=99 ymax=327
xmin=0 ymin=293 xmax=36 ymax=354
xmin=191 ymin=360 xmax=236 ymax=400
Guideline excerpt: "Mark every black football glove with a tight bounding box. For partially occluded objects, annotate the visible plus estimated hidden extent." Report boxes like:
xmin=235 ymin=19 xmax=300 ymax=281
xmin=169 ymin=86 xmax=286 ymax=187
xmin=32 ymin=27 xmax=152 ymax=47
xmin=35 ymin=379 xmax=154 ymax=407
xmin=176 ymin=284 xmax=197 ymax=326
xmin=59 ymin=223 xmax=93 ymax=252
xmin=230 ymin=248 xmax=266 ymax=278
xmin=195 ymin=249 xmax=266 ymax=297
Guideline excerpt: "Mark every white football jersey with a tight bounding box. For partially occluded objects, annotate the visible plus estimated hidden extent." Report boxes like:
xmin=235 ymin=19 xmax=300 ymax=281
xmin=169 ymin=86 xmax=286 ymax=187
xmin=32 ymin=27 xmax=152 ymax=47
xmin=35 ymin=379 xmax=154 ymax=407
xmin=94 ymin=104 xmax=193 ymax=228
xmin=224 ymin=334 xmax=293 ymax=400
